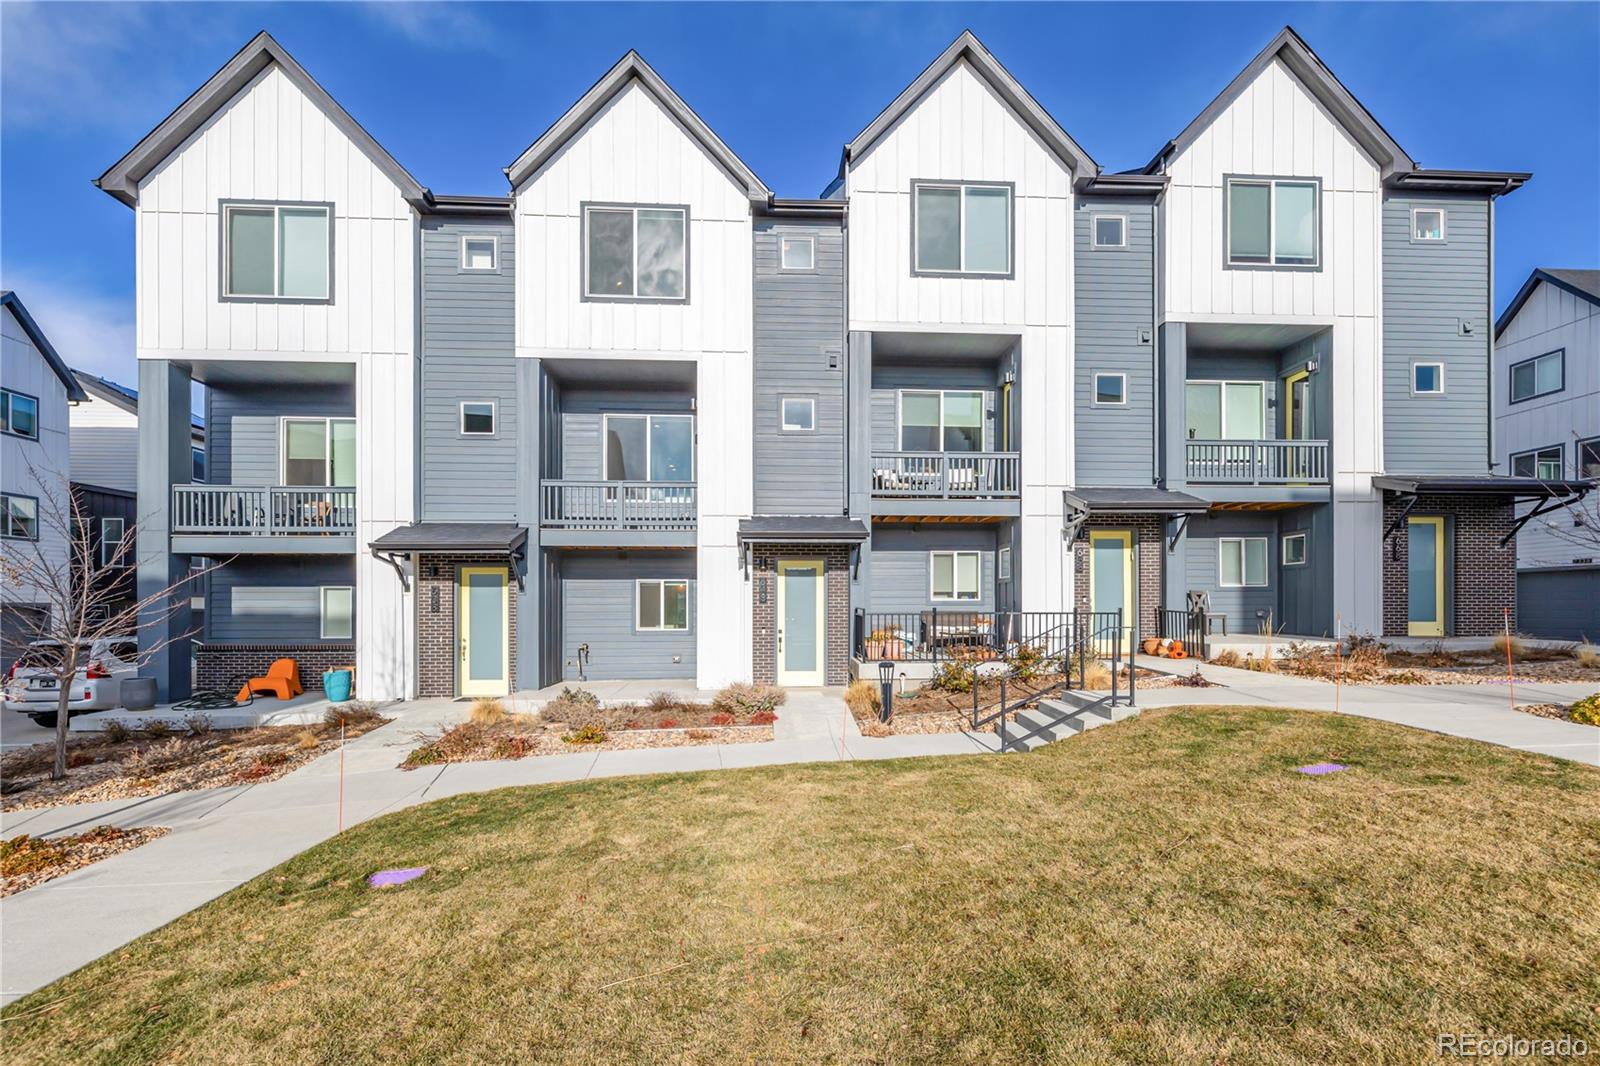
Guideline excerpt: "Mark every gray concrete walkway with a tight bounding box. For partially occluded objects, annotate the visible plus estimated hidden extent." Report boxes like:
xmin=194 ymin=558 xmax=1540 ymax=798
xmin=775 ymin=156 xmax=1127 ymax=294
xmin=1 ymin=671 xmax=1593 ymax=1004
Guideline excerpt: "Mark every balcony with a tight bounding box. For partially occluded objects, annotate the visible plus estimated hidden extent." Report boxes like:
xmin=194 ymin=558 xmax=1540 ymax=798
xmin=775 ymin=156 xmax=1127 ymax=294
xmin=539 ymin=480 xmax=696 ymax=546
xmin=1184 ymin=440 xmax=1330 ymax=484
xmin=170 ymin=485 xmax=356 ymax=554
xmin=870 ymin=452 xmax=1020 ymax=499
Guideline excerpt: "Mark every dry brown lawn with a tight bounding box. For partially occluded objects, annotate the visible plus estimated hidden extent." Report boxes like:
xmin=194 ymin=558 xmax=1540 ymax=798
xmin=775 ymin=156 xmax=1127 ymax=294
xmin=3 ymin=705 xmax=1597 ymax=1064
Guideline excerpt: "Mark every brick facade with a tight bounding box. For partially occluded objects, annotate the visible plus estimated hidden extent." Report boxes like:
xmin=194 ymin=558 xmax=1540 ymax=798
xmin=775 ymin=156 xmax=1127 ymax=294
xmin=750 ymin=544 xmax=851 ymax=686
xmin=416 ymin=553 xmax=519 ymax=698
xmin=1381 ymin=494 xmax=1516 ymax=637
xmin=1071 ymin=514 xmax=1165 ymax=644
xmin=195 ymin=643 xmax=355 ymax=695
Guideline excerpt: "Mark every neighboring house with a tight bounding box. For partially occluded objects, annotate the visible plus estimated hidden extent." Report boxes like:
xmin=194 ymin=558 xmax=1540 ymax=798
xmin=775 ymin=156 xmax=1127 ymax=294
xmin=70 ymin=371 xmax=207 ymax=623
xmin=1 ymin=291 xmax=89 ymax=670
xmin=103 ymin=27 xmax=1581 ymax=702
xmin=1493 ymin=268 xmax=1600 ymax=640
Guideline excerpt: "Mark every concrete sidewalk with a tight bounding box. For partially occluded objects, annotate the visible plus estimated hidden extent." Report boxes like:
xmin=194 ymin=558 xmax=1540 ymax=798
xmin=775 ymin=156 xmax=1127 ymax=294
xmin=2 ymin=673 xmax=1593 ymax=1004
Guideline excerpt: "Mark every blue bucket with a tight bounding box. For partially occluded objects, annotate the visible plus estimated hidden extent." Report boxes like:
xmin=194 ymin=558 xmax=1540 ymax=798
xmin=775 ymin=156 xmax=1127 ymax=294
xmin=323 ymin=669 xmax=353 ymax=703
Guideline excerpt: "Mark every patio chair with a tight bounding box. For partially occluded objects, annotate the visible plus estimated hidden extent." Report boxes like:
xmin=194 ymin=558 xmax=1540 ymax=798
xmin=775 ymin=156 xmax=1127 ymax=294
xmin=236 ymin=658 xmax=304 ymax=702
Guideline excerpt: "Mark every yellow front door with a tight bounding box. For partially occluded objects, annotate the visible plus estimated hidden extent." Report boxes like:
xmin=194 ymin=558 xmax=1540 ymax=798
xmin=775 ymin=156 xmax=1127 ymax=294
xmin=458 ymin=566 xmax=510 ymax=697
xmin=1283 ymin=369 xmax=1311 ymax=440
xmin=1406 ymin=517 xmax=1446 ymax=637
xmin=1088 ymin=531 xmax=1135 ymax=653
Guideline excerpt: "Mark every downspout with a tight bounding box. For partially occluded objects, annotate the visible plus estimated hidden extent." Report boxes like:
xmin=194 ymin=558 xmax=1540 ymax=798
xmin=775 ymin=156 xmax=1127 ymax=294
xmin=1486 ymin=187 xmax=1499 ymax=470
xmin=841 ymin=200 xmax=851 ymax=516
xmin=1151 ymin=188 xmax=1164 ymax=488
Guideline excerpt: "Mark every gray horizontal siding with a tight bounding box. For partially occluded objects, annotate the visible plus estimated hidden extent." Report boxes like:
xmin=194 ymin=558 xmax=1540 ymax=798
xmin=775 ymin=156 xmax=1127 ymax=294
xmin=868 ymin=524 xmax=997 ymax=613
xmin=558 ymin=551 xmax=695 ymax=680
xmin=1182 ymin=512 xmax=1279 ymax=634
xmin=558 ymin=390 xmax=694 ymax=481
xmin=207 ymin=556 xmax=355 ymax=643
xmin=71 ymin=425 xmax=139 ymax=492
xmin=1382 ymin=193 xmax=1491 ymax=474
xmin=206 ymin=385 xmax=353 ymax=486
xmin=1075 ymin=197 xmax=1155 ymax=486
xmin=753 ymin=217 xmax=846 ymax=515
xmin=421 ymin=217 xmax=518 ymax=521
xmin=870 ymin=362 xmax=997 ymax=453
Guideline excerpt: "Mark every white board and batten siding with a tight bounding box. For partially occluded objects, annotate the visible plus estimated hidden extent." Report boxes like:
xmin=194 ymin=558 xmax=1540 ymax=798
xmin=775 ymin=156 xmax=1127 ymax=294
xmin=134 ymin=60 xmax=417 ymax=699
xmin=513 ymin=77 xmax=755 ymax=688
xmin=1495 ymin=281 xmax=1600 ymax=568
xmin=1160 ymin=56 xmax=1385 ymax=633
xmin=846 ymin=58 xmax=1075 ymax=612
xmin=2 ymin=305 xmax=72 ymax=579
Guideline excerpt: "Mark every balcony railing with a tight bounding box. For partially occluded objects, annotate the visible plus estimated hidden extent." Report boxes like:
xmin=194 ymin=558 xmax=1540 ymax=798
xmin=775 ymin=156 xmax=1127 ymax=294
xmin=1184 ymin=440 xmax=1330 ymax=484
xmin=540 ymin=480 xmax=696 ymax=531
xmin=171 ymin=485 xmax=356 ymax=536
xmin=870 ymin=452 xmax=1020 ymax=498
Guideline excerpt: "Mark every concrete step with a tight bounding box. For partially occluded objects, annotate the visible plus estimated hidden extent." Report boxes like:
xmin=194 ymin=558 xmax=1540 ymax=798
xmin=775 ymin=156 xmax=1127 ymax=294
xmin=1000 ymin=698 xmax=1138 ymax=752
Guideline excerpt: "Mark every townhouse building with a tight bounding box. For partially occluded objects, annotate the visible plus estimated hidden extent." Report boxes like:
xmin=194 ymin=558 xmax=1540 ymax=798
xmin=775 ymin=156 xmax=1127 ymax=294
xmin=103 ymin=27 xmax=1590 ymax=702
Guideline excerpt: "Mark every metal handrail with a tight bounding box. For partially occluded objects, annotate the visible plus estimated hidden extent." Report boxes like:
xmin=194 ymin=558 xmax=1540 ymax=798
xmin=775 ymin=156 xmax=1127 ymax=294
xmin=539 ymin=480 xmax=696 ymax=530
xmin=869 ymin=451 xmax=1020 ymax=498
xmin=1185 ymin=439 xmax=1329 ymax=484
xmin=171 ymin=485 xmax=356 ymax=535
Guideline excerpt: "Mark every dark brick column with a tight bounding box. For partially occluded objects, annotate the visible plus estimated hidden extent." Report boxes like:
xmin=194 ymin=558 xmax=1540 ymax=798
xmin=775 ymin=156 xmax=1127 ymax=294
xmin=1070 ymin=514 xmax=1164 ymax=645
xmin=750 ymin=544 xmax=851 ymax=687
xmin=1381 ymin=493 xmax=1515 ymax=637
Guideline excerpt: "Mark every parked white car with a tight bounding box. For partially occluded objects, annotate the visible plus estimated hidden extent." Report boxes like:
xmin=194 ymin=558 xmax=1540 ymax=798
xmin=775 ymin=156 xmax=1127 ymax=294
xmin=2 ymin=638 xmax=139 ymax=728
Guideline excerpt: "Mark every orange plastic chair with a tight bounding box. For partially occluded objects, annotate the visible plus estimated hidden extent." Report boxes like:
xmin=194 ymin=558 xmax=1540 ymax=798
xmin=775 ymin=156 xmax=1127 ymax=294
xmin=236 ymin=658 xmax=304 ymax=702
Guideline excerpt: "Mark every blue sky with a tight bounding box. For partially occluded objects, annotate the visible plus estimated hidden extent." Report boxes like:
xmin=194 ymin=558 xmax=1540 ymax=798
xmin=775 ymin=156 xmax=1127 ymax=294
xmin=2 ymin=1 xmax=1596 ymax=385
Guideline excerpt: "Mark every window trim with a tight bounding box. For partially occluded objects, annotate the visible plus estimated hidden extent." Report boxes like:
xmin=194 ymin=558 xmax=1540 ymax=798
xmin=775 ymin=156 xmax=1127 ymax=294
xmin=100 ymin=517 xmax=126 ymax=568
xmin=192 ymin=445 xmax=207 ymax=484
xmin=1410 ymin=206 xmax=1447 ymax=243
xmin=459 ymin=401 xmax=497 ymax=437
xmin=1281 ymin=531 xmax=1308 ymax=568
xmin=218 ymin=199 xmax=335 ymax=303
xmin=459 ymin=234 xmax=499 ymax=272
xmin=1218 ymin=536 xmax=1270 ymax=587
xmin=1 ymin=492 xmax=39 ymax=541
xmin=579 ymin=201 xmax=691 ymax=304
xmin=779 ymin=396 xmax=816 ymax=433
xmin=1093 ymin=372 xmax=1128 ymax=407
xmin=1222 ymin=175 xmax=1322 ymax=271
xmin=1511 ymin=444 xmax=1565 ymax=482
xmin=1577 ymin=436 xmax=1600 ymax=481
xmin=778 ymin=235 xmax=816 ymax=272
xmin=1410 ymin=361 xmax=1445 ymax=396
xmin=1184 ymin=379 xmax=1268 ymax=440
xmin=319 ymin=586 xmax=354 ymax=640
xmin=0 ymin=388 xmax=40 ymax=441
xmin=1090 ymin=214 xmax=1128 ymax=249
xmin=278 ymin=417 xmax=356 ymax=487
xmin=910 ymin=179 xmax=1016 ymax=279
xmin=601 ymin=412 xmax=696 ymax=482
xmin=634 ymin=578 xmax=691 ymax=632
xmin=897 ymin=389 xmax=987 ymax=453
xmin=928 ymin=549 xmax=982 ymax=602
xmin=997 ymin=545 xmax=1012 ymax=582
xmin=1508 ymin=348 xmax=1564 ymax=404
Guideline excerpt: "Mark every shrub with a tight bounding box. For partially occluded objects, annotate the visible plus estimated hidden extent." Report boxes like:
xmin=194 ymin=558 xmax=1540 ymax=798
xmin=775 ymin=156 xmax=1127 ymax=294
xmin=141 ymin=719 xmax=173 ymax=740
xmin=1211 ymin=649 xmax=1242 ymax=669
xmin=646 ymin=691 xmax=681 ymax=716
xmin=1570 ymin=694 xmax=1600 ymax=727
xmin=324 ymin=701 xmax=384 ymax=730
xmin=402 ymin=743 xmax=443 ymax=767
xmin=559 ymin=686 xmax=600 ymax=708
xmin=562 ymin=724 xmax=608 ymax=745
xmin=1573 ymin=646 xmax=1599 ymax=669
xmin=468 ymin=698 xmax=507 ymax=725
xmin=1491 ymin=633 xmax=1527 ymax=663
xmin=255 ymin=749 xmax=290 ymax=767
xmin=183 ymin=713 xmax=213 ymax=737
xmin=712 ymin=683 xmax=787 ymax=717
xmin=927 ymin=659 xmax=975 ymax=694
xmin=0 ymin=834 xmax=68 ymax=877
xmin=101 ymin=720 xmax=132 ymax=744
xmin=294 ymin=729 xmax=321 ymax=751
xmin=656 ymin=719 xmax=680 ymax=730
xmin=748 ymin=710 xmax=778 ymax=725
xmin=1080 ymin=660 xmax=1114 ymax=690
xmin=843 ymin=679 xmax=881 ymax=719
xmin=709 ymin=712 xmax=736 ymax=726
xmin=1174 ymin=666 xmax=1213 ymax=688
xmin=1004 ymin=643 xmax=1050 ymax=682
xmin=123 ymin=737 xmax=198 ymax=776
xmin=543 ymin=689 xmax=607 ymax=729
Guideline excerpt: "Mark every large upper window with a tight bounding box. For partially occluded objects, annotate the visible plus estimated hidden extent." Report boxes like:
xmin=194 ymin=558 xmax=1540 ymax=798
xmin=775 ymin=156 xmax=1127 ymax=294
xmin=899 ymin=390 xmax=984 ymax=452
xmin=930 ymin=550 xmax=981 ymax=601
xmin=913 ymin=182 xmax=1012 ymax=275
xmin=1219 ymin=537 xmax=1269 ymax=587
xmin=223 ymin=202 xmax=331 ymax=300
xmin=583 ymin=204 xmax=687 ymax=301
xmin=1226 ymin=177 xmax=1319 ymax=268
xmin=1512 ymin=446 xmax=1563 ymax=481
xmin=0 ymin=388 xmax=39 ymax=440
xmin=1509 ymin=349 xmax=1563 ymax=403
xmin=1 ymin=493 xmax=38 ymax=540
xmin=281 ymin=418 xmax=355 ymax=487
xmin=603 ymin=414 xmax=693 ymax=482
xmin=1185 ymin=381 xmax=1265 ymax=440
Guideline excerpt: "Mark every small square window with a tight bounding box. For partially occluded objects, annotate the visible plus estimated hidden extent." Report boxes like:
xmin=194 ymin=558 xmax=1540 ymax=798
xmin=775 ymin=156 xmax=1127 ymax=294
xmin=1412 ymin=363 xmax=1444 ymax=394
xmin=780 ymin=397 xmax=815 ymax=432
xmin=779 ymin=236 xmax=814 ymax=271
xmin=1094 ymin=373 xmax=1127 ymax=405
xmin=460 ymin=402 xmax=496 ymax=436
xmin=1091 ymin=215 xmax=1126 ymax=248
xmin=1412 ymin=207 xmax=1445 ymax=242
xmin=1282 ymin=532 xmax=1307 ymax=567
xmin=461 ymin=236 xmax=497 ymax=270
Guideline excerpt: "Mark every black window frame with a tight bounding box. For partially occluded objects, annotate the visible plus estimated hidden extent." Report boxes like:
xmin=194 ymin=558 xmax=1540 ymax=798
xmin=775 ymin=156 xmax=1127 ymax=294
xmin=1 ymin=491 xmax=40 ymax=540
xmin=1508 ymin=349 xmax=1564 ymax=404
xmin=1511 ymin=444 xmax=1564 ymax=481
xmin=1 ymin=387 xmax=40 ymax=441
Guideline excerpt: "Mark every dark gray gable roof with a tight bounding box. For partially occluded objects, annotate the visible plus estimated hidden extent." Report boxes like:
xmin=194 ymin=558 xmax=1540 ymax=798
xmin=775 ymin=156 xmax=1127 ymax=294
xmin=505 ymin=51 xmax=770 ymax=203
xmin=1143 ymin=25 xmax=1416 ymax=179
xmin=1496 ymin=268 xmax=1600 ymax=338
xmin=841 ymin=30 xmax=1099 ymax=183
xmin=0 ymin=292 xmax=89 ymax=402
xmin=95 ymin=31 xmax=429 ymax=209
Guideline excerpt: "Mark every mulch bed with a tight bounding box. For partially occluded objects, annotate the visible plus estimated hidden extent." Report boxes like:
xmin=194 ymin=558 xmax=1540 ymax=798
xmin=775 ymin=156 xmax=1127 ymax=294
xmin=0 ymin=709 xmax=391 ymax=812
xmin=1 ymin=825 xmax=171 ymax=898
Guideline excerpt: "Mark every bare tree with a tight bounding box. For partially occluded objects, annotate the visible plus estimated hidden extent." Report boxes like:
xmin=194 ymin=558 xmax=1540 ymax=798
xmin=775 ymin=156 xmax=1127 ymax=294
xmin=1517 ymin=431 xmax=1599 ymax=559
xmin=2 ymin=459 xmax=221 ymax=781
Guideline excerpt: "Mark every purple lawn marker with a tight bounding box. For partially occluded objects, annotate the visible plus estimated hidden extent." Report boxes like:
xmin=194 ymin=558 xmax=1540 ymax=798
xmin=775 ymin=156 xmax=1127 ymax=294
xmin=1295 ymin=762 xmax=1347 ymax=776
xmin=368 ymin=866 xmax=428 ymax=888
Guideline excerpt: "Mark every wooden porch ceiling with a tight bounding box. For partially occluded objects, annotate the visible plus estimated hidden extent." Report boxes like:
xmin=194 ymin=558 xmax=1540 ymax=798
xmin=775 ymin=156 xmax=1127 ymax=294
xmin=1206 ymin=501 xmax=1307 ymax=512
xmin=872 ymin=514 xmax=1009 ymax=524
